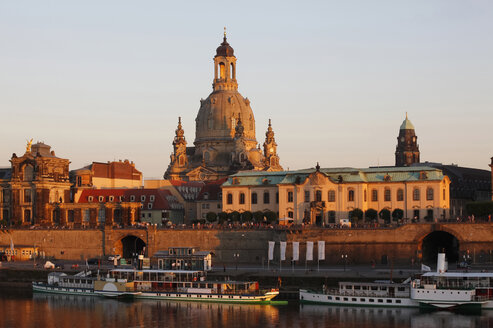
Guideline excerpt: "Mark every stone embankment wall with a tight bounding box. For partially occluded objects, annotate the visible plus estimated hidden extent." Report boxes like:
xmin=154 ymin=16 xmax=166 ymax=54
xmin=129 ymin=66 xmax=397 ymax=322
xmin=2 ymin=223 xmax=493 ymax=265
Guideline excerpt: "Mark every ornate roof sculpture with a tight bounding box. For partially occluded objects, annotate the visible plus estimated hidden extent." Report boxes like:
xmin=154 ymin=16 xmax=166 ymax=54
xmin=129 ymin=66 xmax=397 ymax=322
xmin=165 ymin=32 xmax=282 ymax=181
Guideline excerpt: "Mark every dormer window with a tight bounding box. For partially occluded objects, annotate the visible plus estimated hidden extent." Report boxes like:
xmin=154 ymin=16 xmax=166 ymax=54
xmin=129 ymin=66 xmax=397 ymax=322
xmin=141 ymin=195 xmax=146 ymax=202
xmin=419 ymin=171 xmax=428 ymax=180
xmin=150 ymin=195 xmax=155 ymax=202
xmin=88 ymin=196 xmax=93 ymax=202
xmin=148 ymin=203 xmax=153 ymax=209
xmin=384 ymin=174 xmax=392 ymax=182
xmin=98 ymin=196 xmax=104 ymax=202
xmin=130 ymin=195 xmax=135 ymax=202
xmin=203 ymin=192 xmax=209 ymax=200
xmin=119 ymin=196 xmax=124 ymax=202
xmin=109 ymin=196 xmax=114 ymax=202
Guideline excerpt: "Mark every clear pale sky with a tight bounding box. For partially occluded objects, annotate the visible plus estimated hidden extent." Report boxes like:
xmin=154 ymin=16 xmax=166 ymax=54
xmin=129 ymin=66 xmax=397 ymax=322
xmin=1 ymin=1 xmax=492 ymax=178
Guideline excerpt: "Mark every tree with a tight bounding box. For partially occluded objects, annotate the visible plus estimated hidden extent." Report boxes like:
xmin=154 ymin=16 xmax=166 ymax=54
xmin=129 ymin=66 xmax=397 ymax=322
xmin=241 ymin=211 xmax=253 ymax=222
xmin=253 ymin=211 xmax=264 ymax=222
xmin=350 ymin=208 xmax=363 ymax=222
xmin=264 ymin=211 xmax=277 ymax=223
xmin=392 ymin=208 xmax=404 ymax=222
xmin=379 ymin=209 xmax=391 ymax=224
xmin=217 ymin=212 xmax=228 ymax=224
xmin=228 ymin=211 xmax=240 ymax=222
xmin=365 ymin=208 xmax=378 ymax=222
xmin=206 ymin=212 xmax=217 ymax=223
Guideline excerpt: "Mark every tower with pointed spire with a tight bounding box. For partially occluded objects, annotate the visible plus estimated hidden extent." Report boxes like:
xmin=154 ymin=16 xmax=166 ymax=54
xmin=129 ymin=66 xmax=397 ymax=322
xmin=164 ymin=31 xmax=283 ymax=181
xmin=263 ymin=119 xmax=283 ymax=171
xmin=395 ymin=113 xmax=420 ymax=166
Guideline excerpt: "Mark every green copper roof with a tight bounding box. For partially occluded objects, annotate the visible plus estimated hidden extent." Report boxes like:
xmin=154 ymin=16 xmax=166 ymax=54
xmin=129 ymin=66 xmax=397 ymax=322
xmin=222 ymin=166 xmax=445 ymax=187
xmin=400 ymin=114 xmax=415 ymax=130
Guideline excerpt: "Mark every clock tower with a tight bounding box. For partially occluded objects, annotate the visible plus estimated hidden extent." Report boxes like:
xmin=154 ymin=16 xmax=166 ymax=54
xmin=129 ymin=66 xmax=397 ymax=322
xmin=395 ymin=113 xmax=420 ymax=167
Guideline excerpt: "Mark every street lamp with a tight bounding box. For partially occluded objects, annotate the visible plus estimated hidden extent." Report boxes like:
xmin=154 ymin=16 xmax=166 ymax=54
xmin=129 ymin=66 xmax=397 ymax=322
xmin=233 ymin=253 xmax=240 ymax=271
xmin=342 ymin=254 xmax=348 ymax=272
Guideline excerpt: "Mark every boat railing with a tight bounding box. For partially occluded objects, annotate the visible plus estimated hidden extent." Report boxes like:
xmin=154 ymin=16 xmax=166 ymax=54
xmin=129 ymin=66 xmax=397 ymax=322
xmin=325 ymin=289 xmax=409 ymax=299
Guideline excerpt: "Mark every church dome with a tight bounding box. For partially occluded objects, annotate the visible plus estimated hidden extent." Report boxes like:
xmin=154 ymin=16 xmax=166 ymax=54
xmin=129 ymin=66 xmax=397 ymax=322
xmin=195 ymin=90 xmax=255 ymax=142
xmin=216 ymin=37 xmax=235 ymax=57
xmin=400 ymin=114 xmax=415 ymax=130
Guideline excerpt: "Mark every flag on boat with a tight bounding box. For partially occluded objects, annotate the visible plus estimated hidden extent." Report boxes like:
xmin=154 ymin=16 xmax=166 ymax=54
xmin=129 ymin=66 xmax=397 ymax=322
xmin=280 ymin=241 xmax=287 ymax=261
xmin=318 ymin=241 xmax=325 ymax=260
xmin=306 ymin=241 xmax=314 ymax=261
xmin=421 ymin=264 xmax=431 ymax=272
xmin=268 ymin=241 xmax=275 ymax=261
xmin=292 ymin=242 xmax=299 ymax=261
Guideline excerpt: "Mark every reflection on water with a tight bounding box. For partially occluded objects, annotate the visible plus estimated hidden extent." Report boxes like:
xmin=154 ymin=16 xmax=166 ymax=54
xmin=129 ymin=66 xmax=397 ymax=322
xmin=1 ymin=293 xmax=493 ymax=327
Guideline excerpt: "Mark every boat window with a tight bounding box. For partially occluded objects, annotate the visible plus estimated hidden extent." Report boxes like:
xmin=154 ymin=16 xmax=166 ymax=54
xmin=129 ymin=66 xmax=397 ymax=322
xmin=352 ymin=298 xmax=357 ymax=301
xmin=378 ymin=299 xmax=383 ymax=303
xmin=345 ymin=285 xmax=352 ymax=289
xmin=343 ymin=298 xmax=348 ymax=301
xmin=387 ymin=300 xmax=392 ymax=303
xmin=371 ymin=286 xmax=378 ymax=290
xmin=360 ymin=298 xmax=365 ymax=302
xmin=396 ymin=300 xmax=401 ymax=303
xmin=328 ymin=296 xmax=332 ymax=300
xmin=369 ymin=299 xmax=374 ymax=302
xmin=354 ymin=286 xmax=361 ymax=290
xmin=335 ymin=297 xmax=340 ymax=301
xmin=398 ymin=287 xmax=405 ymax=292
xmin=362 ymin=286 xmax=368 ymax=290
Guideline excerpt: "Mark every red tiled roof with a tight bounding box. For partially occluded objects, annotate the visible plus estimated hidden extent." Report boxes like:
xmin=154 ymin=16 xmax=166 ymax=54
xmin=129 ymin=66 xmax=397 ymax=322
xmin=197 ymin=178 xmax=227 ymax=201
xmin=90 ymin=161 xmax=142 ymax=180
xmin=78 ymin=188 xmax=181 ymax=210
xmin=169 ymin=180 xmax=204 ymax=201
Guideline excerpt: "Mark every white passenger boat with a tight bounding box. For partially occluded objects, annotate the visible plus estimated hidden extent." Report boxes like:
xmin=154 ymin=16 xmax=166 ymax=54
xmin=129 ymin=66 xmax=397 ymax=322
xmin=33 ymin=247 xmax=282 ymax=304
xmin=32 ymin=270 xmax=97 ymax=296
xmin=300 ymin=279 xmax=417 ymax=308
xmin=410 ymin=253 xmax=493 ymax=311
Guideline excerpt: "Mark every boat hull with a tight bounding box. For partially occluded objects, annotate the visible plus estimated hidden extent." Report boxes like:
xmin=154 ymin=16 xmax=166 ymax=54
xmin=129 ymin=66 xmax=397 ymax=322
xmin=299 ymin=289 xmax=418 ymax=308
xmin=33 ymin=283 xmax=280 ymax=304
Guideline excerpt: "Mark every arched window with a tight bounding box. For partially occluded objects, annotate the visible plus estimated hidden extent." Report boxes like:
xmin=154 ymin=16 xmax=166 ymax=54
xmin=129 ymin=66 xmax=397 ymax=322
xmin=384 ymin=188 xmax=391 ymax=202
xmin=328 ymin=190 xmax=335 ymax=202
xmin=219 ymin=62 xmax=225 ymax=79
xmin=371 ymin=189 xmax=378 ymax=202
xmin=179 ymin=155 xmax=185 ymax=166
xmin=24 ymin=209 xmax=31 ymax=223
xmin=251 ymin=192 xmax=257 ymax=204
xmin=443 ymin=189 xmax=446 ymax=201
xmin=315 ymin=190 xmax=322 ymax=202
xmin=348 ymin=189 xmax=354 ymax=202
xmin=204 ymin=151 xmax=210 ymax=162
xmin=364 ymin=189 xmax=367 ymax=202
xmin=287 ymin=191 xmax=294 ymax=202
xmin=239 ymin=193 xmax=245 ymax=204
xmin=413 ymin=188 xmax=420 ymax=201
xmin=263 ymin=191 xmax=270 ymax=204
xmin=227 ymin=193 xmax=233 ymax=205
xmin=397 ymin=189 xmax=404 ymax=201
xmin=426 ymin=188 xmax=434 ymax=200
xmin=231 ymin=63 xmax=235 ymax=79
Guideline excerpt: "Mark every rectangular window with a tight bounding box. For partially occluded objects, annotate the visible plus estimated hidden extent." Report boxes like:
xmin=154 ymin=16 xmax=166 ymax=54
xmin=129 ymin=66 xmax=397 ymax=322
xmin=384 ymin=189 xmax=391 ymax=201
xmin=304 ymin=191 xmax=310 ymax=203
xmin=371 ymin=190 xmax=378 ymax=202
xmin=251 ymin=192 xmax=257 ymax=204
xmin=288 ymin=211 xmax=293 ymax=218
xmin=24 ymin=189 xmax=31 ymax=203
xmin=287 ymin=191 xmax=293 ymax=203
xmin=83 ymin=210 xmax=90 ymax=223
xmin=263 ymin=192 xmax=270 ymax=204
xmin=276 ymin=192 xmax=279 ymax=204
xmin=328 ymin=190 xmax=335 ymax=202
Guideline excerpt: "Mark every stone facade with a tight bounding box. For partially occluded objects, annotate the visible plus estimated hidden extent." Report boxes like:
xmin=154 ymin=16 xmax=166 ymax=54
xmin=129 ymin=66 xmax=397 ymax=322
xmin=222 ymin=166 xmax=451 ymax=224
xmin=0 ymin=142 xmax=72 ymax=225
xmin=164 ymin=33 xmax=282 ymax=181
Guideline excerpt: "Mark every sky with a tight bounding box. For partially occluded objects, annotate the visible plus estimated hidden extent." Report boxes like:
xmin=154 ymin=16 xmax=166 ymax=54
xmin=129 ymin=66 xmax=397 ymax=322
xmin=1 ymin=1 xmax=492 ymax=179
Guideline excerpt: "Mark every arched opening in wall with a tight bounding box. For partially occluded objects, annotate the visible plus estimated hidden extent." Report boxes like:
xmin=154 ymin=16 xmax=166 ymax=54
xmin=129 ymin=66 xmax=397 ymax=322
xmin=421 ymin=231 xmax=459 ymax=265
xmin=231 ymin=63 xmax=235 ymax=79
xmin=219 ymin=63 xmax=225 ymax=79
xmin=121 ymin=235 xmax=146 ymax=260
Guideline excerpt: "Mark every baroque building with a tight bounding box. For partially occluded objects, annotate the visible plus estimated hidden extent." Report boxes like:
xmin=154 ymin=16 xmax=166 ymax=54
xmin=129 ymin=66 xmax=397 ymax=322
xmin=395 ymin=113 xmax=420 ymax=166
xmin=222 ymin=166 xmax=451 ymax=225
xmin=164 ymin=32 xmax=282 ymax=181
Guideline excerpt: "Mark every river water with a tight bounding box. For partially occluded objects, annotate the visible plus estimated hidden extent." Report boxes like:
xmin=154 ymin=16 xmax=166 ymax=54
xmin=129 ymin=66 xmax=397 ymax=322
xmin=1 ymin=291 xmax=493 ymax=328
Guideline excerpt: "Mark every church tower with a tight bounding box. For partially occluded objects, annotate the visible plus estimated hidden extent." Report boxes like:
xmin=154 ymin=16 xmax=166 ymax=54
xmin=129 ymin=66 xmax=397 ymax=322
xmin=395 ymin=113 xmax=420 ymax=166
xmin=263 ymin=119 xmax=283 ymax=171
xmin=165 ymin=117 xmax=189 ymax=180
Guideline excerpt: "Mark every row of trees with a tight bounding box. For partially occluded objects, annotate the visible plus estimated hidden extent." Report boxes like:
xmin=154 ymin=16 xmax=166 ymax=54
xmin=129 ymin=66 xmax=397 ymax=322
xmin=349 ymin=208 xmax=404 ymax=224
xmin=201 ymin=211 xmax=278 ymax=224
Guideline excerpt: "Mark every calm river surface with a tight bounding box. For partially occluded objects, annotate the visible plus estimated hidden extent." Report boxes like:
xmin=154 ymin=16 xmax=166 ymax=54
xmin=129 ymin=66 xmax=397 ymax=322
xmin=1 ymin=291 xmax=493 ymax=328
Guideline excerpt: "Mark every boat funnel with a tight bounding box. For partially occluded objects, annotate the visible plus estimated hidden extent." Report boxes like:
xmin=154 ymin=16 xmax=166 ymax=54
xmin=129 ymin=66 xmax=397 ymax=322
xmin=437 ymin=253 xmax=447 ymax=273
